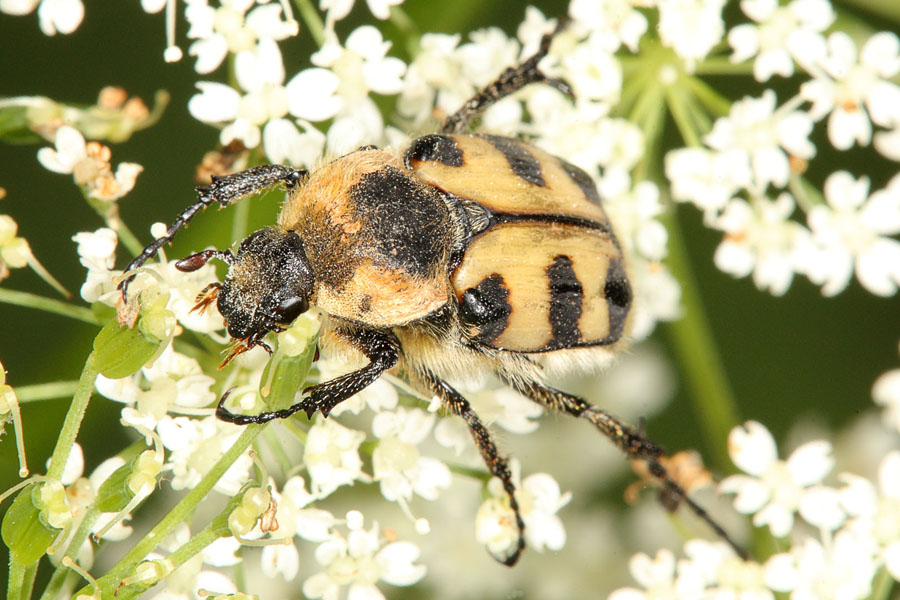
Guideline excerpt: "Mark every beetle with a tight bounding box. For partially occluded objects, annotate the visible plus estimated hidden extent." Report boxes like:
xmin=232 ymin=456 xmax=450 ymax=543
xmin=119 ymin=26 xmax=744 ymax=565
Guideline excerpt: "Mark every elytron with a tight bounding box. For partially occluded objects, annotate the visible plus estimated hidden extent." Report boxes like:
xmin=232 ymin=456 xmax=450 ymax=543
xmin=120 ymin=26 xmax=742 ymax=564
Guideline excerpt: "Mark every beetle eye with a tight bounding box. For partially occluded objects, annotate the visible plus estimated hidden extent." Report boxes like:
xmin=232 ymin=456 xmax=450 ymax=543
xmin=273 ymin=296 xmax=308 ymax=325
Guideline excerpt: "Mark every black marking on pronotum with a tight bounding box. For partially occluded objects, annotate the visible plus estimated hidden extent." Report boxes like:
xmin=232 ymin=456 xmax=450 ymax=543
xmin=404 ymin=134 xmax=464 ymax=168
xmin=604 ymin=257 xmax=632 ymax=340
xmin=459 ymin=274 xmax=511 ymax=345
xmin=478 ymin=134 xmax=546 ymax=187
xmin=546 ymin=255 xmax=583 ymax=348
xmin=558 ymin=157 xmax=602 ymax=205
xmin=350 ymin=167 xmax=449 ymax=277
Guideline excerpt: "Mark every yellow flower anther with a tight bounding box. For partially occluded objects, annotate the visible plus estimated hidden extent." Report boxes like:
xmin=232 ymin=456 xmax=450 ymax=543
xmin=38 ymin=479 xmax=71 ymax=530
xmin=139 ymin=293 xmax=177 ymax=342
xmin=228 ymin=486 xmax=271 ymax=537
xmin=62 ymin=556 xmax=102 ymax=600
xmin=127 ymin=450 xmax=163 ymax=496
xmin=119 ymin=558 xmax=173 ymax=589
xmin=278 ymin=311 xmax=322 ymax=357
xmin=0 ymin=360 xmax=28 ymax=477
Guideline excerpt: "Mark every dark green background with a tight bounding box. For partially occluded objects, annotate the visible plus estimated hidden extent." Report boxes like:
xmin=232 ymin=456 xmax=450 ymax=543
xmin=1 ymin=0 xmax=898 ymax=595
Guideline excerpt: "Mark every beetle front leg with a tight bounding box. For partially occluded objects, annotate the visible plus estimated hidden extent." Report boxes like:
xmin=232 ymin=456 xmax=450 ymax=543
xmin=119 ymin=164 xmax=307 ymax=299
xmin=215 ymin=327 xmax=400 ymax=425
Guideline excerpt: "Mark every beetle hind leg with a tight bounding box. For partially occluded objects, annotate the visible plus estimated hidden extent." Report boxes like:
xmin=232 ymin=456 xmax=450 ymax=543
xmin=440 ymin=21 xmax=572 ymax=134
xmin=505 ymin=378 xmax=750 ymax=560
xmin=416 ymin=369 xmax=526 ymax=566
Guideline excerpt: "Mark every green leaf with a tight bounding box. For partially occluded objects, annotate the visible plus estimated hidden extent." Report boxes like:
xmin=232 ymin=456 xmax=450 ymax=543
xmin=0 ymin=106 xmax=43 ymax=144
xmin=1 ymin=486 xmax=57 ymax=566
xmin=259 ymin=331 xmax=319 ymax=414
xmin=95 ymin=461 xmax=135 ymax=513
xmin=92 ymin=318 xmax=164 ymax=379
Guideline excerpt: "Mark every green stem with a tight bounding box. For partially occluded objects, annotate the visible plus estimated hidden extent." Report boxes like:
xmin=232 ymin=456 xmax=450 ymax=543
xmin=159 ymin=520 xmax=223 ymax=575
xmin=693 ymin=57 xmax=754 ymax=76
xmin=837 ymin=0 xmax=900 ymax=23
xmin=632 ymin=89 xmax=667 ymax=183
xmin=870 ymin=566 xmax=895 ymax=600
xmin=21 ymin=562 xmax=37 ymax=599
xmin=15 ymin=381 xmax=81 ymax=403
xmin=0 ymin=288 xmax=99 ymax=325
xmin=46 ymin=354 xmax=98 ymax=481
xmin=683 ymin=76 xmax=733 ymax=118
xmin=788 ymin=173 xmax=825 ymax=214
xmin=262 ymin=428 xmax=295 ymax=477
xmin=112 ymin=221 xmax=144 ymax=257
xmin=40 ymin=441 xmax=146 ymax=600
xmin=665 ymin=86 xmax=703 ymax=148
xmin=26 ymin=255 xmax=70 ymax=299
xmin=448 ymin=463 xmax=490 ymax=482
xmin=293 ymin=0 xmax=325 ymax=46
xmin=231 ymin=195 xmax=251 ymax=244
xmin=389 ymin=6 xmax=421 ymax=57
xmin=38 ymin=508 xmax=101 ymax=600
xmin=87 ymin=425 xmax=263 ymax=597
xmin=660 ymin=211 xmax=741 ymax=474
xmin=8 ymin=561 xmax=27 ymax=600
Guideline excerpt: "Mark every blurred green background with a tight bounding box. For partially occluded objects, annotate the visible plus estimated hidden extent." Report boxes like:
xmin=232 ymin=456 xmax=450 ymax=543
xmin=1 ymin=0 xmax=898 ymax=595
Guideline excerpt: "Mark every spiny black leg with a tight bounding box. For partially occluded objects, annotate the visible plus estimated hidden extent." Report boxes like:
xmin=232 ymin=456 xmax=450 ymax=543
xmin=119 ymin=164 xmax=306 ymax=299
xmin=215 ymin=327 xmax=400 ymax=425
xmin=440 ymin=22 xmax=572 ymax=134
xmin=417 ymin=370 xmax=526 ymax=566
xmin=506 ymin=378 xmax=749 ymax=561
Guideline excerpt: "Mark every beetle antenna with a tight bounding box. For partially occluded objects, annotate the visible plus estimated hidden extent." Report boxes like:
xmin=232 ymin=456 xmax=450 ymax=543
xmin=175 ymin=249 xmax=235 ymax=272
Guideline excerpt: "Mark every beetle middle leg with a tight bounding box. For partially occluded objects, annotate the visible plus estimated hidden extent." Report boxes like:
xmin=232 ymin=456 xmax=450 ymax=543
xmin=440 ymin=22 xmax=572 ymax=134
xmin=216 ymin=326 xmax=400 ymax=425
xmin=505 ymin=378 xmax=750 ymax=560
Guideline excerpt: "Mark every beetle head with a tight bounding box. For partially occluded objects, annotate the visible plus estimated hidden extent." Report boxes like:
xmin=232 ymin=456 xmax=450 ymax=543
xmin=177 ymin=227 xmax=314 ymax=365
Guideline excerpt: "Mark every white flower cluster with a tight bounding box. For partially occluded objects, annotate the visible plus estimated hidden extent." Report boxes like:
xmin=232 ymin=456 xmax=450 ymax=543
xmin=38 ymin=126 xmax=143 ymax=205
xmin=89 ymin=310 xmax=570 ymax=598
xmin=0 ymin=0 xmax=84 ymax=35
xmin=666 ymin=0 xmax=900 ymax=298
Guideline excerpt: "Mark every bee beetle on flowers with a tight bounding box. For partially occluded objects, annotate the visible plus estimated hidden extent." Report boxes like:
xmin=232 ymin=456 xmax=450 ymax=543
xmin=120 ymin=26 xmax=743 ymax=565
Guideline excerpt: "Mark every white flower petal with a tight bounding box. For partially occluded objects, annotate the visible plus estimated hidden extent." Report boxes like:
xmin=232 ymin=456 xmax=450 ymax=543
xmin=189 ymin=35 xmax=228 ymax=74
xmin=38 ymin=0 xmax=83 ymax=35
xmin=376 ymin=542 xmax=426 ymax=586
xmin=786 ymin=440 xmax=833 ymax=486
xmin=879 ymin=451 xmax=900 ymax=498
xmin=287 ymin=68 xmax=343 ymax=121
xmin=188 ymin=82 xmax=241 ymax=123
xmin=729 ymin=421 xmax=777 ymax=476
